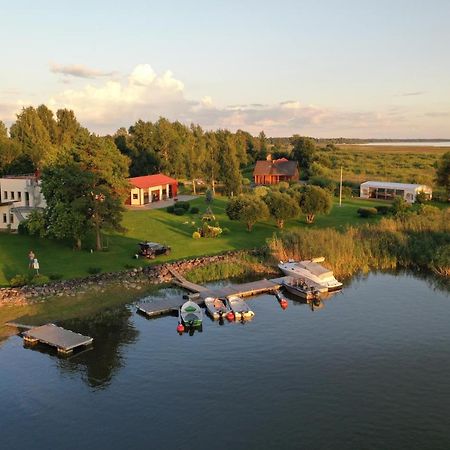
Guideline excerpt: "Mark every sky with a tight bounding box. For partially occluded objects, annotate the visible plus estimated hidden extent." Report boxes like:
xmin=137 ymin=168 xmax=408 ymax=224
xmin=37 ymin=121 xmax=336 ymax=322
xmin=1 ymin=0 xmax=449 ymax=138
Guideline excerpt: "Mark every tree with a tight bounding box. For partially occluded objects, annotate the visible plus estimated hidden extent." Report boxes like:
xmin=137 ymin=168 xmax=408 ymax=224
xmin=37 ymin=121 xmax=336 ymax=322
xmin=226 ymin=194 xmax=269 ymax=231
xmin=257 ymin=131 xmax=268 ymax=160
xmin=56 ymin=108 xmax=83 ymax=149
xmin=36 ymin=104 xmax=58 ymax=144
xmin=205 ymin=188 xmax=214 ymax=204
xmin=216 ymin=130 xmax=242 ymax=196
xmin=392 ymin=196 xmax=411 ymax=217
xmin=298 ymin=185 xmax=332 ymax=223
xmin=264 ymin=191 xmax=300 ymax=228
xmin=41 ymin=163 xmax=94 ymax=249
xmin=291 ymin=135 xmax=316 ymax=178
xmin=10 ymin=106 xmax=57 ymax=169
xmin=435 ymin=151 xmax=450 ymax=196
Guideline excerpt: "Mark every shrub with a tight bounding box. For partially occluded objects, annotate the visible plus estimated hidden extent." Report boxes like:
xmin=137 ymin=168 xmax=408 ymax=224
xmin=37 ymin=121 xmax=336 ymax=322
xmin=9 ymin=274 xmax=28 ymax=287
xmin=192 ymin=231 xmax=201 ymax=239
xmin=309 ymin=176 xmax=337 ymax=193
xmin=415 ymin=191 xmax=428 ymax=204
xmin=166 ymin=205 xmax=175 ymax=213
xmin=375 ymin=205 xmax=392 ymax=215
xmin=31 ymin=274 xmax=50 ymax=285
xmin=87 ymin=267 xmax=102 ymax=275
xmin=190 ymin=206 xmax=200 ymax=214
xmin=17 ymin=221 xmax=29 ymax=235
xmin=357 ymin=207 xmax=378 ymax=218
xmin=48 ymin=273 xmax=63 ymax=281
xmin=222 ymin=227 xmax=230 ymax=235
xmin=174 ymin=207 xmax=185 ymax=216
xmin=177 ymin=201 xmax=190 ymax=211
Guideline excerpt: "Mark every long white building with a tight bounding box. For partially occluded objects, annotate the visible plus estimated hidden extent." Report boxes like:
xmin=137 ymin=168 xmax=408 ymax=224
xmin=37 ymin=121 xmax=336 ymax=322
xmin=360 ymin=181 xmax=432 ymax=203
xmin=0 ymin=174 xmax=46 ymax=230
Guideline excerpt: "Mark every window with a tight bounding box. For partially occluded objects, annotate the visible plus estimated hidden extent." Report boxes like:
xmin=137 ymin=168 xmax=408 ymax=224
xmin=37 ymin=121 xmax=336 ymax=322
xmin=2 ymin=213 xmax=6 ymax=223
xmin=3 ymin=191 xmax=7 ymax=200
xmin=18 ymin=192 xmax=22 ymax=201
xmin=11 ymin=191 xmax=15 ymax=200
xmin=10 ymin=214 xmax=14 ymax=223
xmin=132 ymin=193 xmax=138 ymax=200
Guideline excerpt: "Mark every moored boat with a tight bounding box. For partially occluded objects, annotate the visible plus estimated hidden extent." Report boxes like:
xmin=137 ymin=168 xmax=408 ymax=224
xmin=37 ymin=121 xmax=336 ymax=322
xmin=204 ymin=297 xmax=230 ymax=320
xmin=226 ymin=295 xmax=255 ymax=321
xmin=282 ymin=277 xmax=322 ymax=300
xmin=278 ymin=257 xmax=342 ymax=292
xmin=179 ymin=300 xmax=203 ymax=328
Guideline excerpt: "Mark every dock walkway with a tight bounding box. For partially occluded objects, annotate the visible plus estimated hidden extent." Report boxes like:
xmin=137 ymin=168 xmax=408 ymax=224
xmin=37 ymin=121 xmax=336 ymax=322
xmin=136 ymin=275 xmax=289 ymax=318
xmin=22 ymin=324 xmax=93 ymax=355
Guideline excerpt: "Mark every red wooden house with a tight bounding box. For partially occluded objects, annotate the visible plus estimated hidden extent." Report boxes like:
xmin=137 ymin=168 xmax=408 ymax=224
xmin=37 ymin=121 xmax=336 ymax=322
xmin=253 ymin=156 xmax=299 ymax=185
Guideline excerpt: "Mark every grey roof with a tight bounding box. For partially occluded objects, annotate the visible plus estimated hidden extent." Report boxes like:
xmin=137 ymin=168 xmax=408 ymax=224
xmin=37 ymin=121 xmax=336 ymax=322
xmin=360 ymin=181 xmax=431 ymax=190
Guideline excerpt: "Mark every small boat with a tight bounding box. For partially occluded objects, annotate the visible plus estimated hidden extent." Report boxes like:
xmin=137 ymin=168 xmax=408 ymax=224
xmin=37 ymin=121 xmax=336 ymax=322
xmin=204 ymin=297 xmax=230 ymax=320
xmin=278 ymin=257 xmax=342 ymax=292
xmin=282 ymin=277 xmax=322 ymax=300
xmin=226 ymin=295 xmax=255 ymax=321
xmin=179 ymin=300 xmax=203 ymax=328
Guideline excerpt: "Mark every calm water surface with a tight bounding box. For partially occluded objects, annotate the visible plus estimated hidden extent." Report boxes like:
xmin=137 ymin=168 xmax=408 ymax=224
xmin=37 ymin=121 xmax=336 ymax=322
xmin=1 ymin=273 xmax=450 ymax=450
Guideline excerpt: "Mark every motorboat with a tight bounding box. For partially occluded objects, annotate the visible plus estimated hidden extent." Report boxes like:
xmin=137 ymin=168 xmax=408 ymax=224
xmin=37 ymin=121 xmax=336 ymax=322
xmin=179 ymin=300 xmax=203 ymax=328
xmin=204 ymin=297 xmax=230 ymax=320
xmin=226 ymin=295 xmax=255 ymax=321
xmin=278 ymin=257 xmax=342 ymax=292
xmin=282 ymin=277 xmax=322 ymax=300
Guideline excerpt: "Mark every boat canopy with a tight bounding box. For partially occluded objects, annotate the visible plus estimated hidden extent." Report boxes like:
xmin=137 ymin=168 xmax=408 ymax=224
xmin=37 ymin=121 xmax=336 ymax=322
xmin=298 ymin=261 xmax=333 ymax=279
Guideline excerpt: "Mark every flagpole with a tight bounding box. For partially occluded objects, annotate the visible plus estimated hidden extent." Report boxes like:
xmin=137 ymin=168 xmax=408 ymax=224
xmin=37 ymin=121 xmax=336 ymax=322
xmin=339 ymin=166 xmax=343 ymax=207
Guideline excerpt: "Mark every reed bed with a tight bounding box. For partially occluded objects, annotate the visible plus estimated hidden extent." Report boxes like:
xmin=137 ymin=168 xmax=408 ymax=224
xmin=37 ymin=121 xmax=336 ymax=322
xmin=268 ymin=209 xmax=450 ymax=279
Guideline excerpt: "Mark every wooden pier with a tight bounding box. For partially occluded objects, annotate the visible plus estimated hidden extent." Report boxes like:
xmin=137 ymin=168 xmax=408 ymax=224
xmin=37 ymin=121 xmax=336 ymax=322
xmin=136 ymin=272 xmax=288 ymax=318
xmin=22 ymin=323 xmax=93 ymax=356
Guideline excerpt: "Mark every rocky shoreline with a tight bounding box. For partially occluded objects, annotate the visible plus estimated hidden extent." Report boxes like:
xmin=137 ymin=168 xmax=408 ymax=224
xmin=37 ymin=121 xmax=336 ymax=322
xmin=0 ymin=251 xmax=261 ymax=307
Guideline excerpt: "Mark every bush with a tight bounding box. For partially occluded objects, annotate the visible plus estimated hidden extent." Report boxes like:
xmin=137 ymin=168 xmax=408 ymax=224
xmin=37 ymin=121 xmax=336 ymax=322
xmin=190 ymin=206 xmax=200 ymax=214
xmin=31 ymin=274 xmax=50 ymax=285
xmin=375 ymin=205 xmax=392 ymax=215
xmin=222 ymin=227 xmax=230 ymax=235
xmin=309 ymin=176 xmax=337 ymax=193
xmin=9 ymin=274 xmax=28 ymax=287
xmin=87 ymin=267 xmax=102 ymax=275
xmin=174 ymin=207 xmax=185 ymax=216
xmin=48 ymin=273 xmax=63 ymax=281
xmin=357 ymin=207 xmax=378 ymax=218
xmin=17 ymin=221 xmax=29 ymax=235
xmin=415 ymin=191 xmax=428 ymax=204
xmin=166 ymin=205 xmax=175 ymax=213
xmin=177 ymin=201 xmax=190 ymax=211
xmin=192 ymin=231 xmax=201 ymax=239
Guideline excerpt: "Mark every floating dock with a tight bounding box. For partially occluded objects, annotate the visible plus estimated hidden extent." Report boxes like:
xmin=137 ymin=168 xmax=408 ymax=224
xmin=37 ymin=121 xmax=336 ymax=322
xmin=22 ymin=323 xmax=93 ymax=356
xmin=136 ymin=269 xmax=288 ymax=318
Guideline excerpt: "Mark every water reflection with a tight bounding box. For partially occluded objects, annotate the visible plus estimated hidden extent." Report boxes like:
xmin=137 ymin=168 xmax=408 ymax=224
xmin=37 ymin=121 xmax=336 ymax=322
xmin=56 ymin=305 xmax=139 ymax=389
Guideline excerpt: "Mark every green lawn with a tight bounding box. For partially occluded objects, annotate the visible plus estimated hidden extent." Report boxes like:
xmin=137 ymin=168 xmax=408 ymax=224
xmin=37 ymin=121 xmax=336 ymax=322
xmin=0 ymin=196 xmax=390 ymax=286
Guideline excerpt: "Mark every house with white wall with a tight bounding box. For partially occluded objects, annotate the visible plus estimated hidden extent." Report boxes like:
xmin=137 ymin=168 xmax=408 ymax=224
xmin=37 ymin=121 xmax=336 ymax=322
xmin=0 ymin=175 xmax=46 ymax=230
xmin=360 ymin=181 xmax=432 ymax=203
xmin=127 ymin=174 xmax=178 ymax=206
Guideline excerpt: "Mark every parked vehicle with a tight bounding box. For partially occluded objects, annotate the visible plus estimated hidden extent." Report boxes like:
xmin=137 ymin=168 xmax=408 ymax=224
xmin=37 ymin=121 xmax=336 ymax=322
xmin=137 ymin=241 xmax=171 ymax=259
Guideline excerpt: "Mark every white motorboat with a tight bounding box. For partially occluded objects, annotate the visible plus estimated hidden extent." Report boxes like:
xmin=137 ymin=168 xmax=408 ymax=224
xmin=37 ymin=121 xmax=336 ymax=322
xmin=226 ymin=295 xmax=255 ymax=321
xmin=278 ymin=257 xmax=342 ymax=292
xmin=204 ymin=297 xmax=230 ymax=320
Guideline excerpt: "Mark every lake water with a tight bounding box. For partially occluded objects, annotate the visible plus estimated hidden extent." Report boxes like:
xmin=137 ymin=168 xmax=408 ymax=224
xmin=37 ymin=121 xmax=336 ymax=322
xmin=355 ymin=141 xmax=450 ymax=147
xmin=1 ymin=273 xmax=450 ymax=450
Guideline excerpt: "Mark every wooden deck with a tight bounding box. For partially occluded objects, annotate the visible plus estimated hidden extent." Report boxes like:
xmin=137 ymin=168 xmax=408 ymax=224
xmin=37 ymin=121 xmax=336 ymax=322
xmin=136 ymin=276 xmax=289 ymax=318
xmin=168 ymin=267 xmax=208 ymax=292
xmin=22 ymin=324 xmax=93 ymax=356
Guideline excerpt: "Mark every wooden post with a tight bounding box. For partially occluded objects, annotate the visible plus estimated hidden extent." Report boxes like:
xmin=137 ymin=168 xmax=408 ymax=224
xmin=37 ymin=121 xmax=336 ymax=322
xmin=339 ymin=166 xmax=343 ymax=207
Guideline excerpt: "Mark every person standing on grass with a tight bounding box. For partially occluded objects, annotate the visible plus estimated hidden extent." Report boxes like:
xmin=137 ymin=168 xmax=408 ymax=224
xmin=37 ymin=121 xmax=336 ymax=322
xmin=28 ymin=250 xmax=35 ymax=269
xmin=33 ymin=258 xmax=40 ymax=275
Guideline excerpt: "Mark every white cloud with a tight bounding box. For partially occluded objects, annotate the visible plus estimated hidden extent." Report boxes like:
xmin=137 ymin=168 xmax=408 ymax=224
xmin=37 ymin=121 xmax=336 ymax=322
xmin=1 ymin=64 xmax=447 ymax=138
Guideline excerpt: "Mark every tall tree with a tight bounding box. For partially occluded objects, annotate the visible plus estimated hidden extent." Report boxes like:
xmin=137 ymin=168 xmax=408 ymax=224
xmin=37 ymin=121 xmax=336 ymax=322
xmin=10 ymin=106 xmax=57 ymax=169
xmin=203 ymin=131 xmax=220 ymax=194
xmin=216 ymin=130 xmax=242 ymax=196
xmin=36 ymin=104 xmax=58 ymax=144
xmin=291 ymin=135 xmax=316 ymax=178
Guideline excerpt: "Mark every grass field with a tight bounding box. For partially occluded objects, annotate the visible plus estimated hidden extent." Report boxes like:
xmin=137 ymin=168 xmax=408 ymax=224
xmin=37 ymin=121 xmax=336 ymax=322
xmin=0 ymin=196 xmax=389 ymax=287
xmin=317 ymin=144 xmax=446 ymax=187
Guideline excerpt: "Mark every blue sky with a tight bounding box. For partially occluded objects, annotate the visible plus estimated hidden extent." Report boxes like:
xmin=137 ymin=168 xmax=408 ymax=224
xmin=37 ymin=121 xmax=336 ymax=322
xmin=1 ymin=0 xmax=449 ymax=137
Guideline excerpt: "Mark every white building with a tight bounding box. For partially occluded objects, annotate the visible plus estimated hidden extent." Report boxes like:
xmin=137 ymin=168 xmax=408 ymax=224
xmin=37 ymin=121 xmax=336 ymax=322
xmin=360 ymin=181 xmax=432 ymax=203
xmin=0 ymin=175 xmax=46 ymax=230
xmin=127 ymin=174 xmax=178 ymax=206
